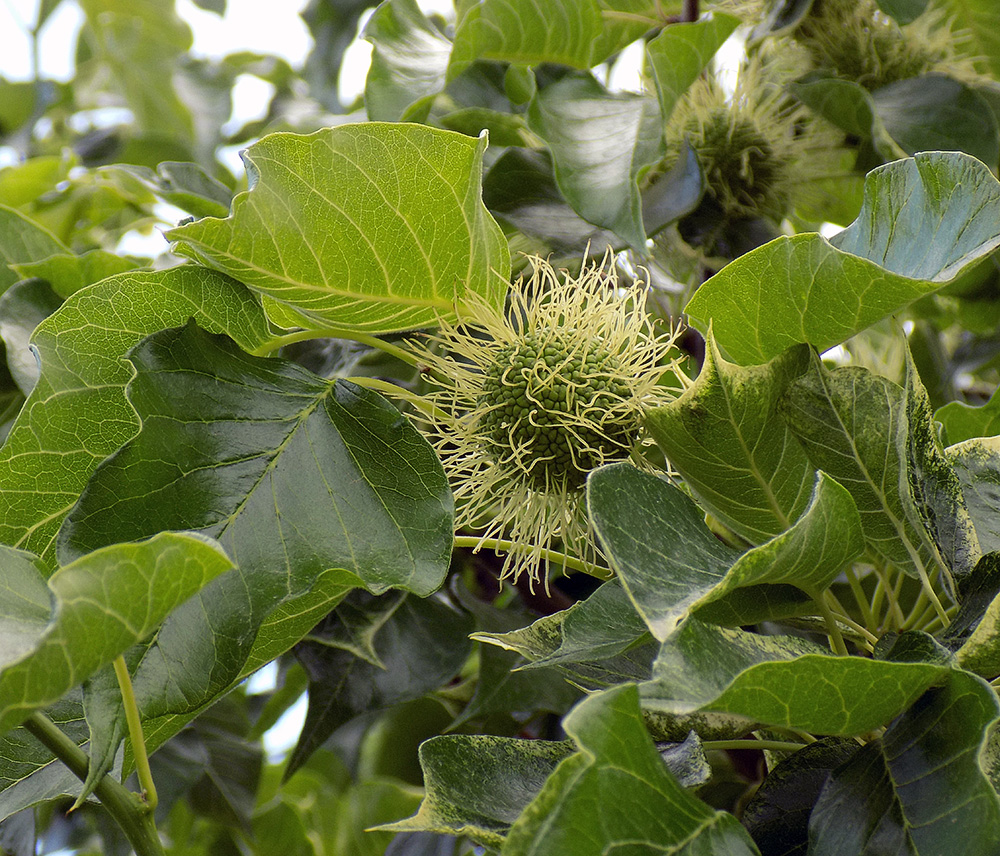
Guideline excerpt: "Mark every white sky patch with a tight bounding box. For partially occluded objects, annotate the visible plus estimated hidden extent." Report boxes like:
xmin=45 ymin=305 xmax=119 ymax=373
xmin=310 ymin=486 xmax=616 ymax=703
xmin=338 ymin=7 xmax=375 ymax=106
xmin=176 ymin=0 xmax=313 ymax=66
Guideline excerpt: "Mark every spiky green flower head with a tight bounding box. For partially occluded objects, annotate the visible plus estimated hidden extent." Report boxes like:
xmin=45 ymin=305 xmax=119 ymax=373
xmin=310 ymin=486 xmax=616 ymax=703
xmin=662 ymin=56 xmax=841 ymax=243
xmin=790 ymin=0 xmax=981 ymax=90
xmin=415 ymin=252 xmax=680 ymax=587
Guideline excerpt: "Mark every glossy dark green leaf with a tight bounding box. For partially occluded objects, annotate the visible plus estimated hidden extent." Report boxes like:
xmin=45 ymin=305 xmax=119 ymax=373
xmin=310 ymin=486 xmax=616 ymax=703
xmin=58 ymin=321 xmax=453 ymax=722
xmin=749 ymin=0 xmax=813 ymax=38
xmin=808 ymin=670 xmax=1000 ymax=854
xmin=686 ymin=153 xmax=1000 ymax=365
xmin=382 ymin=734 xmax=574 ymax=847
xmin=642 ymin=619 xmax=958 ymax=735
xmin=287 ymin=592 xmax=471 ymax=776
xmin=641 ymin=140 xmax=704 ymax=238
xmin=872 ymin=74 xmax=1000 ymax=167
xmin=168 ymin=125 xmax=510 ymax=333
xmin=526 ymin=74 xmax=663 ymax=250
xmin=147 ymin=161 xmax=232 ymax=220
xmin=501 ymin=685 xmax=760 ymax=855
xmin=782 ymin=352 xmax=977 ymax=587
xmin=0 ymin=268 xmax=273 ymax=567
xmin=364 ymin=0 xmax=451 ymax=122
xmin=448 ymin=0 xmax=662 ymax=79
xmin=0 ymin=533 xmax=233 ymax=737
xmin=742 ymin=737 xmax=859 ymax=856
xmin=0 ymin=205 xmax=67 ymax=294
xmin=645 ymin=336 xmax=814 ymax=544
xmin=0 ymin=279 xmax=63 ymax=395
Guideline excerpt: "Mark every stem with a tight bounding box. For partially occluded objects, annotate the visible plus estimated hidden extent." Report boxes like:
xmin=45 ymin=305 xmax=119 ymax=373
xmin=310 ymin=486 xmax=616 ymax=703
xmin=453 ymin=535 xmax=613 ymax=580
xmin=250 ymin=327 xmax=419 ymax=367
xmin=682 ymin=0 xmax=698 ymax=22
xmin=114 ymin=655 xmax=157 ymax=811
xmin=22 ymin=713 xmax=165 ymax=856
xmin=844 ymin=565 xmax=876 ymax=632
xmin=702 ymin=739 xmax=805 ymax=753
xmin=813 ymin=590 xmax=849 ymax=656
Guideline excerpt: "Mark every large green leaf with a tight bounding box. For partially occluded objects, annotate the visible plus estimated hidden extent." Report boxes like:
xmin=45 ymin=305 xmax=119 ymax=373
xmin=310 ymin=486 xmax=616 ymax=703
xmin=0 ymin=268 xmax=273 ymax=566
xmin=58 ymin=321 xmax=453 ymax=720
xmin=589 ymin=464 xmax=864 ymax=640
xmin=642 ymin=620 xmax=959 ymax=735
xmin=167 ymin=125 xmax=510 ymax=333
xmin=645 ymin=337 xmax=815 ymax=543
xmin=364 ymin=0 xmax=451 ymax=122
xmin=685 ymin=152 xmax=1000 ymax=365
xmin=0 ymin=533 xmax=232 ymax=737
xmin=0 ymin=205 xmax=67 ymax=293
xmin=526 ymin=75 xmax=663 ymax=250
xmin=809 ymin=670 xmax=1000 ymax=854
xmin=782 ymin=351 xmax=979 ymax=586
xmin=448 ymin=0 xmax=664 ymax=80
xmin=11 ymin=250 xmax=146 ymax=298
xmin=500 ymin=685 xmax=760 ymax=855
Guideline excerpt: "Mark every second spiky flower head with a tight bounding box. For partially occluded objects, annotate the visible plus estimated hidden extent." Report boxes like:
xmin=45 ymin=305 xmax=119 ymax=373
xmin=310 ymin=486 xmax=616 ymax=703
xmin=414 ymin=252 xmax=681 ymax=588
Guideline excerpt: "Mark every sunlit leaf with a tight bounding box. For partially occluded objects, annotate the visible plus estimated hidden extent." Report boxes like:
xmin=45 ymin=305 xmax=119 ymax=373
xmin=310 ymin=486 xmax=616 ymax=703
xmin=168 ymin=125 xmax=510 ymax=333
xmin=686 ymin=152 xmax=1000 ymax=365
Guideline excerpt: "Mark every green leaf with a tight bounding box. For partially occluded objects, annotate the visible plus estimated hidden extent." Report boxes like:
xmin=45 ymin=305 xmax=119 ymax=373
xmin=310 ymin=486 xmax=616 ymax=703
xmin=475 ymin=580 xmax=649 ymax=670
xmin=641 ymin=620 xmax=955 ymax=734
xmin=167 ymin=125 xmax=510 ymax=333
xmin=874 ymin=0 xmax=929 ymax=23
xmin=482 ymin=148 xmax=616 ymax=252
xmin=0 ymin=279 xmax=63 ymax=396
xmin=11 ymin=249 xmax=146 ymax=298
xmin=364 ymin=0 xmax=451 ymax=122
xmin=808 ymin=670 xmax=1000 ymax=854
xmin=645 ymin=336 xmax=815 ymax=543
xmin=0 ymin=267 xmax=273 ymax=566
xmin=645 ymin=12 xmax=740 ymax=123
xmin=382 ymin=735 xmax=574 ymax=846
xmin=588 ymin=463 xmax=739 ymax=641
xmin=500 ymin=685 xmax=760 ymax=855
xmin=448 ymin=0 xmax=660 ymax=80
xmin=0 ymin=533 xmax=233 ymax=737
xmin=871 ymin=74 xmax=1000 ymax=167
xmin=742 ymin=737 xmax=859 ymax=856
xmin=0 ymin=696 xmax=90 ymax=821
xmin=685 ymin=152 xmax=1000 ymax=365
xmin=0 ymin=205 xmax=67 ymax=294
xmin=948 ymin=437 xmax=1000 ymax=554
xmin=145 ymin=161 xmax=233 ymax=220
xmin=789 ymin=75 xmax=904 ymax=160
xmin=288 ymin=593 xmax=472 ymax=776
xmin=936 ymin=387 xmax=1000 ymax=445
xmin=526 ymin=74 xmax=663 ymax=250
xmin=589 ymin=464 xmax=864 ymax=640
xmin=782 ymin=352 xmax=977 ymax=585
xmin=58 ymin=321 xmax=453 ymax=720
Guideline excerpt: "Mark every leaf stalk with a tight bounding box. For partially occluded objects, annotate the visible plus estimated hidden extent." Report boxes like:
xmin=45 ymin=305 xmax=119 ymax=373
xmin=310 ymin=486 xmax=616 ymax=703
xmin=22 ymin=712 xmax=165 ymax=856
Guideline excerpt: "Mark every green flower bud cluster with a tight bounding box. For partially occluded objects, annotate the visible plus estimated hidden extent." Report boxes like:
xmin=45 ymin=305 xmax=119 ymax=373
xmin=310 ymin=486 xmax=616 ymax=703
xmin=478 ymin=332 xmax=637 ymax=490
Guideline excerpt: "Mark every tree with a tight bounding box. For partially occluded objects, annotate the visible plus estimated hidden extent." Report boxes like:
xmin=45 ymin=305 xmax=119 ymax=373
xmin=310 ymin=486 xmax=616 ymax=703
xmin=2 ymin=0 xmax=1000 ymax=853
